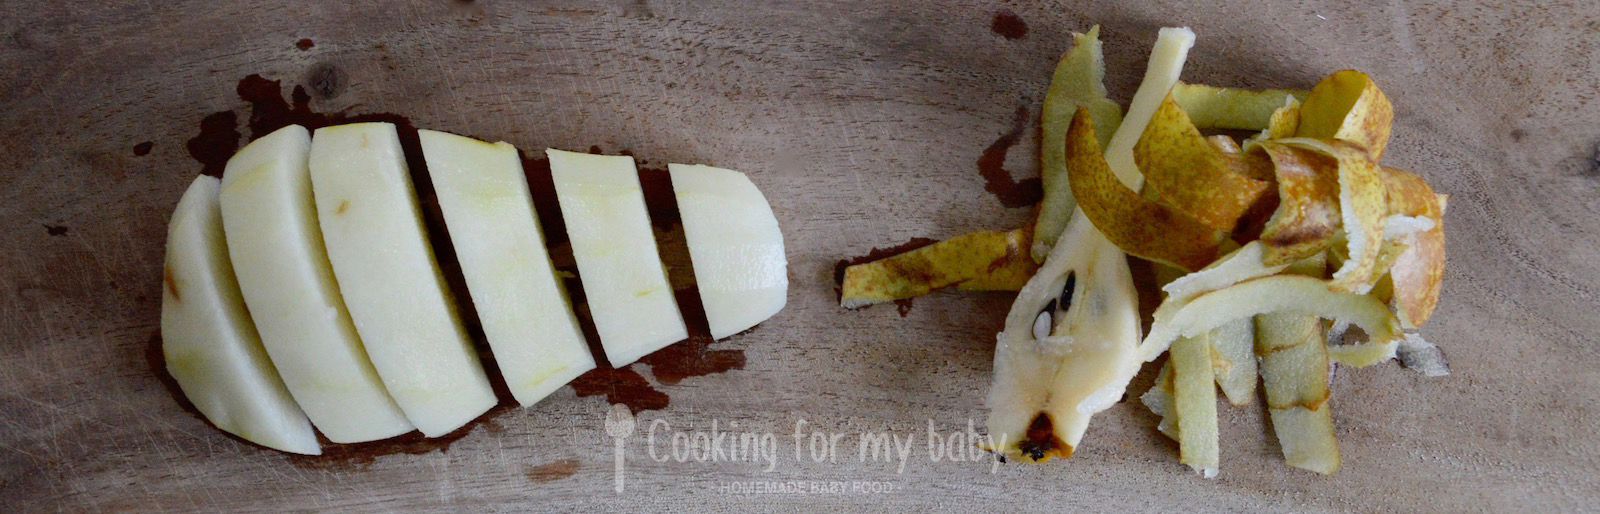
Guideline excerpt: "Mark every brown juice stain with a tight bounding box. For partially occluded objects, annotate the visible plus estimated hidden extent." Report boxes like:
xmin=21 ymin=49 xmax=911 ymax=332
xmin=295 ymin=38 xmax=315 ymax=51
xmin=133 ymin=141 xmax=153 ymax=156
xmin=834 ymin=237 xmax=938 ymax=317
xmin=44 ymin=224 xmax=69 ymax=236
xmin=976 ymin=105 xmax=1041 ymax=208
xmin=525 ymin=458 xmax=580 ymax=483
xmin=169 ymin=74 xmax=749 ymax=465
xmin=990 ymin=9 xmax=1028 ymax=40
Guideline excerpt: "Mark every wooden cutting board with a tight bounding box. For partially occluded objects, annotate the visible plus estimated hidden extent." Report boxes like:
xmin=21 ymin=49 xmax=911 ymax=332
xmin=4 ymin=1 xmax=1597 ymax=510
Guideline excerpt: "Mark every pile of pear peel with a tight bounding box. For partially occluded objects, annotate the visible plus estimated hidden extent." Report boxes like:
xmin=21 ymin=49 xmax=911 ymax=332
xmin=841 ymin=26 xmax=1447 ymax=476
xmin=162 ymin=123 xmax=787 ymax=454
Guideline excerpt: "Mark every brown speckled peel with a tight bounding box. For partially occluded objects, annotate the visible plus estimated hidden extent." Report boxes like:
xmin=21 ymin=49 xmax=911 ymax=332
xmin=1258 ymin=142 xmax=1342 ymax=266
xmin=1277 ymin=138 xmax=1388 ymax=294
xmin=1066 ymin=108 xmax=1224 ymax=271
xmin=1136 ymin=95 xmax=1274 ymax=233
xmin=1380 ymin=167 xmax=1446 ymax=327
xmin=1296 ymin=70 xmax=1394 ymax=160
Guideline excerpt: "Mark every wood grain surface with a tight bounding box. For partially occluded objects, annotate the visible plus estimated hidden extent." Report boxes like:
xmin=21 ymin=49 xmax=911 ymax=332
xmin=3 ymin=1 xmax=1598 ymax=511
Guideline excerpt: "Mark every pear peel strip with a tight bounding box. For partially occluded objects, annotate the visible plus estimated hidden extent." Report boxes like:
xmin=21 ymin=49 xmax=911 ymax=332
xmin=1140 ymin=275 xmax=1403 ymax=362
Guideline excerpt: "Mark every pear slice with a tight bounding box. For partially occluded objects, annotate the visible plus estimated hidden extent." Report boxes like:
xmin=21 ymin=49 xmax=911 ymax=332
xmin=1169 ymin=82 xmax=1307 ymax=131
xmin=1172 ymin=332 xmax=1219 ymax=477
xmin=1034 ymin=25 xmax=1124 ymax=262
xmin=162 ymin=176 xmax=320 ymax=454
xmin=220 ymin=125 xmax=413 ymax=443
xmin=310 ymin=123 xmax=495 ymax=437
xmin=669 ymin=163 xmax=789 ymax=339
xmin=546 ymin=149 xmax=686 ymax=367
xmin=1140 ymin=275 xmax=1403 ymax=362
xmin=420 ymin=131 xmax=596 ymax=407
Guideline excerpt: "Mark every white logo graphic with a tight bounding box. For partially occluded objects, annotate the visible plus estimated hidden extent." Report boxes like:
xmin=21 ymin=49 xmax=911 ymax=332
xmin=604 ymin=404 xmax=635 ymax=493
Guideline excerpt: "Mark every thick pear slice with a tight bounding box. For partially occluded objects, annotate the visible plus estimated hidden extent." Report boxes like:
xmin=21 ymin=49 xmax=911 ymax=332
xmin=310 ymin=123 xmax=495 ymax=437
xmin=1034 ymin=25 xmax=1124 ymax=262
xmin=1170 ymin=82 xmax=1307 ymax=131
xmin=1296 ymin=70 xmax=1394 ymax=160
xmin=1140 ymin=275 xmax=1403 ymax=362
xmin=984 ymin=212 xmax=1142 ymax=461
xmin=420 ymin=131 xmax=595 ymax=407
xmin=162 ymin=176 xmax=320 ymax=454
xmin=840 ymin=227 xmax=1034 ymax=307
xmin=546 ymin=149 xmax=686 ymax=367
xmin=670 ymin=163 xmax=789 ymax=339
xmin=220 ymin=125 xmax=412 ymax=443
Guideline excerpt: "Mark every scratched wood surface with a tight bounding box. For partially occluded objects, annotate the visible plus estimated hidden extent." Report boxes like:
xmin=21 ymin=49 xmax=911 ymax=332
xmin=3 ymin=0 xmax=1598 ymax=511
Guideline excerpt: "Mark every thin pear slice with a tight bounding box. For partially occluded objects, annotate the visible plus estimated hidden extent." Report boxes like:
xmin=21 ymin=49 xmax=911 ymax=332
xmin=1140 ymin=275 xmax=1403 ymax=362
xmin=1034 ymin=25 xmax=1124 ymax=262
xmin=1140 ymin=360 xmax=1180 ymax=440
xmin=670 ymin=163 xmax=789 ymax=339
xmin=220 ymin=125 xmax=412 ymax=443
xmin=1103 ymin=27 xmax=1195 ymax=191
xmin=840 ymin=227 xmax=1033 ymax=307
xmin=1257 ymin=142 xmax=1342 ymax=266
xmin=162 ymin=176 xmax=320 ymax=454
xmin=310 ymin=123 xmax=495 ymax=437
xmin=420 ymin=131 xmax=595 ymax=407
xmin=1170 ymin=82 xmax=1307 ymax=131
xmin=547 ymin=149 xmax=686 ymax=367
xmin=1172 ymin=332 xmax=1219 ymax=477
xmin=1380 ymin=167 xmax=1446 ymax=328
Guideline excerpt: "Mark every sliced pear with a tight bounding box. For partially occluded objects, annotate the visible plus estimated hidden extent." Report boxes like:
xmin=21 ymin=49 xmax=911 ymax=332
xmin=1170 ymin=82 xmax=1307 ymax=131
xmin=162 ymin=176 xmax=320 ymax=454
xmin=1140 ymin=275 xmax=1403 ymax=362
xmin=1172 ymin=332 xmax=1219 ymax=477
xmin=670 ymin=163 xmax=789 ymax=339
xmin=841 ymin=227 xmax=1033 ymax=307
xmin=1140 ymin=360 xmax=1180 ymax=440
xmin=310 ymin=123 xmax=495 ymax=437
xmin=1067 ymin=108 xmax=1225 ymax=271
xmin=1135 ymin=93 xmax=1273 ymax=232
xmin=1296 ymin=70 xmax=1394 ymax=159
xmin=220 ymin=125 xmax=412 ymax=443
xmin=546 ymin=149 xmax=686 ymax=367
xmin=1035 ymin=25 xmax=1124 ymax=262
xmin=420 ymin=131 xmax=596 ymax=407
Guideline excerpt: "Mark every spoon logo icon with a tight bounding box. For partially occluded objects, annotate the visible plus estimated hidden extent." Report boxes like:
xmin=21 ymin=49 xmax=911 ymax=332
xmin=604 ymin=404 xmax=635 ymax=493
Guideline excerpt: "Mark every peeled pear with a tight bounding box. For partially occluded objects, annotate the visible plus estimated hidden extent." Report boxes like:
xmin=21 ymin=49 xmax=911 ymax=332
xmin=219 ymin=125 xmax=413 ymax=443
xmin=669 ymin=163 xmax=788 ymax=339
xmin=310 ymin=123 xmax=495 ymax=437
xmin=546 ymin=149 xmax=686 ymax=367
xmin=162 ymin=176 xmax=320 ymax=455
xmin=420 ymin=130 xmax=595 ymax=407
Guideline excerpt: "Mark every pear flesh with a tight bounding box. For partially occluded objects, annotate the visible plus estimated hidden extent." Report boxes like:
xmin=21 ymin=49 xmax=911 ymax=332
xmin=310 ymin=123 xmax=495 ymax=437
xmin=162 ymin=176 xmax=321 ymax=454
xmin=547 ymin=149 xmax=687 ymax=367
xmin=669 ymin=163 xmax=788 ymax=339
xmin=421 ymin=131 xmax=596 ymax=407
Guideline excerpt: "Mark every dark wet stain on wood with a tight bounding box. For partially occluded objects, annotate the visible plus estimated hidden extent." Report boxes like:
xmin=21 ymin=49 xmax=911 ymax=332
xmin=133 ymin=141 xmax=153 ymax=156
xmin=990 ymin=9 xmax=1028 ymax=40
xmin=295 ymin=38 xmax=315 ymax=51
xmin=976 ymin=105 xmax=1042 ymax=208
xmin=43 ymin=224 xmax=69 ymax=236
xmin=525 ymin=458 xmax=580 ymax=483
